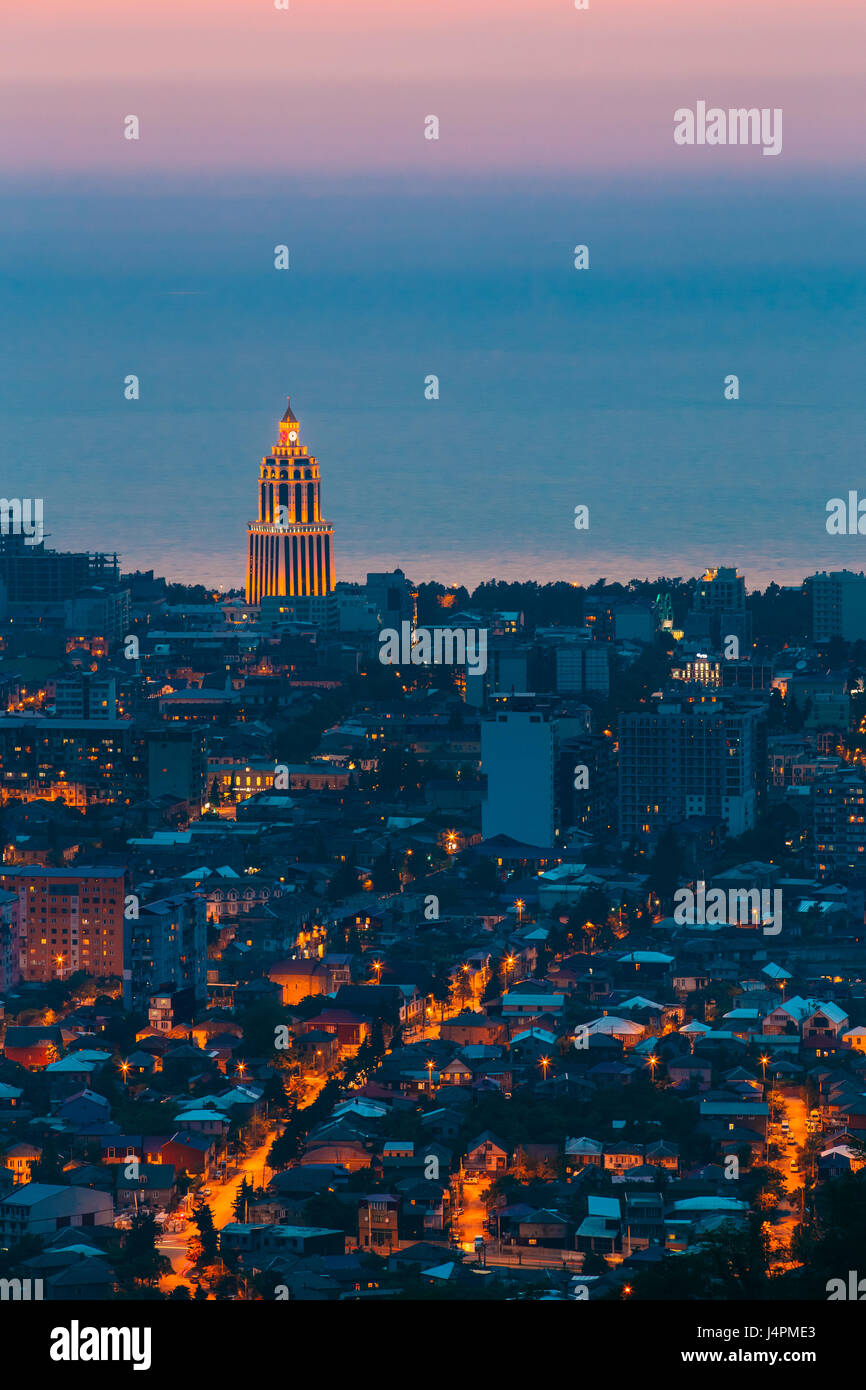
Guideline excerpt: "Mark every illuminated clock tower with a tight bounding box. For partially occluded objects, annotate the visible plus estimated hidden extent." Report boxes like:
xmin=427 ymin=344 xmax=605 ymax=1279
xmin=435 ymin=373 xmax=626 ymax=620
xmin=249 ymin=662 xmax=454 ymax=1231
xmin=246 ymin=397 xmax=336 ymax=604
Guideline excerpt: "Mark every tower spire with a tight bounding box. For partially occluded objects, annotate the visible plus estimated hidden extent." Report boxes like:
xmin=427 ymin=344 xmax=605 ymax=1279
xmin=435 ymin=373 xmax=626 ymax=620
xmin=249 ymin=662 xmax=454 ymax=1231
xmin=246 ymin=396 xmax=335 ymax=604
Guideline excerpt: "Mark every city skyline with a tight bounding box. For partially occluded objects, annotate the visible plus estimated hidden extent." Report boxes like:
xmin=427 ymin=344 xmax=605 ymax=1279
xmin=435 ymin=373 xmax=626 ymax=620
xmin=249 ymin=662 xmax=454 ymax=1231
xmin=3 ymin=0 xmax=866 ymax=1331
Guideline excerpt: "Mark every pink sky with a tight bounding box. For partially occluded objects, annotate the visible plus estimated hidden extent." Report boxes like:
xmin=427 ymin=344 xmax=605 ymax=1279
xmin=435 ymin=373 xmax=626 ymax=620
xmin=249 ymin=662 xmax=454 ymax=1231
xmin=4 ymin=0 xmax=865 ymax=171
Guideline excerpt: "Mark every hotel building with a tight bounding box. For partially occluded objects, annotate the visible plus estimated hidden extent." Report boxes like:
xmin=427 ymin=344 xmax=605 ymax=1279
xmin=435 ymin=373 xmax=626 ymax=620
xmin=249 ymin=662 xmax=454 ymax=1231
xmin=246 ymin=398 xmax=336 ymax=605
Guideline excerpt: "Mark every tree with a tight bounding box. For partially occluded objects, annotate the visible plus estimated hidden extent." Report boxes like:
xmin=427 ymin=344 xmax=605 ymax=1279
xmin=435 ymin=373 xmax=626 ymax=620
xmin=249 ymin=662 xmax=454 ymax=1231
xmin=372 ymin=850 xmax=399 ymax=892
xmin=627 ymin=1216 xmax=769 ymax=1300
xmin=262 ymin=1070 xmax=289 ymax=1116
xmin=328 ymin=853 xmax=359 ymax=901
xmin=117 ymin=1211 xmax=170 ymax=1287
xmin=268 ymin=1119 xmax=303 ymax=1170
xmin=467 ymin=857 xmax=499 ymax=892
xmin=430 ymin=962 xmax=453 ymax=1020
xmin=190 ymin=1200 xmax=218 ymax=1264
xmin=647 ymin=826 xmax=681 ymax=912
xmin=30 ymin=1134 xmax=63 ymax=1183
xmin=237 ymin=999 xmax=290 ymax=1057
xmin=232 ymin=1176 xmax=252 ymax=1222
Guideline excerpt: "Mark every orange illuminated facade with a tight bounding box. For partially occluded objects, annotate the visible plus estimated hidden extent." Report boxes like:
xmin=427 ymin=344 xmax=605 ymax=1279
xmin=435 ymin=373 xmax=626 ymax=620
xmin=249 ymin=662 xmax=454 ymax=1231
xmin=246 ymin=397 xmax=336 ymax=604
xmin=0 ymin=866 xmax=129 ymax=982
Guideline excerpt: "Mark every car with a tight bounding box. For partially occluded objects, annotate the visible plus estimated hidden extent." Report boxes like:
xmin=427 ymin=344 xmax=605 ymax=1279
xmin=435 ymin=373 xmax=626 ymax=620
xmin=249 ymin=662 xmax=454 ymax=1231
xmin=787 ymin=1135 xmax=796 ymax=1146
xmin=780 ymin=1120 xmax=789 ymax=1132
xmin=201 ymin=1187 xmax=212 ymax=1196
xmin=789 ymin=1159 xmax=799 ymax=1172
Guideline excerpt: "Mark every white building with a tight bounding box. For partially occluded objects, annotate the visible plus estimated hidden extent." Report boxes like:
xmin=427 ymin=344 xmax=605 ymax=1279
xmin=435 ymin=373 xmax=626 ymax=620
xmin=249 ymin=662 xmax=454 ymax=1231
xmin=806 ymin=570 xmax=866 ymax=643
xmin=0 ymin=1184 xmax=113 ymax=1243
xmin=481 ymin=705 xmax=555 ymax=847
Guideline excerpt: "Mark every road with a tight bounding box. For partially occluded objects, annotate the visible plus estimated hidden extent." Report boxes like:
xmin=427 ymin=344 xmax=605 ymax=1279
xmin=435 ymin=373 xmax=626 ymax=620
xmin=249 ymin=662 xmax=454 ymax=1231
xmin=450 ymin=1174 xmax=490 ymax=1253
xmin=766 ymin=1088 xmax=808 ymax=1271
xmin=157 ymin=1125 xmax=282 ymax=1294
xmin=156 ymin=1064 xmax=333 ymax=1292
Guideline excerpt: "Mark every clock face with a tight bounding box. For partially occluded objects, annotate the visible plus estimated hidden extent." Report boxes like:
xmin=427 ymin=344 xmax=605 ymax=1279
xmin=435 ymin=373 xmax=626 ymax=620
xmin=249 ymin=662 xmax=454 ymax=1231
xmin=288 ymin=430 xmax=298 ymax=443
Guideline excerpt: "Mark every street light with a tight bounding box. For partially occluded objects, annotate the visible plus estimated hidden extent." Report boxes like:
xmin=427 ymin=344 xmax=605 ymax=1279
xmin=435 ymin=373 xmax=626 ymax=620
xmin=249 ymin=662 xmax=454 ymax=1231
xmin=760 ymin=1055 xmax=769 ymax=1082
xmin=372 ymin=960 xmax=383 ymax=984
xmin=540 ymin=1056 xmax=551 ymax=1080
xmin=426 ymin=1058 xmax=434 ymax=1096
xmin=514 ymin=899 xmax=525 ymax=925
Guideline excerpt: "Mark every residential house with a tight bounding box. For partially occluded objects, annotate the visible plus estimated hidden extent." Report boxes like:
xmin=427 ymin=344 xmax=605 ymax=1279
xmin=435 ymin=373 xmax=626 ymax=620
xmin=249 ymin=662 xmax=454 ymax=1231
xmin=0 ymin=1184 xmax=114 ymax=1241
xmin=465 ymin=1131 xmax=509 ymax=1173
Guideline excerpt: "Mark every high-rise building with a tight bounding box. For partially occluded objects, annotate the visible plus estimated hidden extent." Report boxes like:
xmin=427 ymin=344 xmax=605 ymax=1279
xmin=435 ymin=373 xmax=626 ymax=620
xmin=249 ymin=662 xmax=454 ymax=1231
xmin=64 ymin=586 xmax=131 ymax=647
xmin=0 ymin=535 xmax=120 ymax=605
xmin=481 ymin=700 xmax=556 ymax=847
xmin=246 ymin=398 xmax=336 ymax=605
xmin=127 ymin=893 xmax=207 ymax=1010
xmin=0 ymin=866 xmax=130 ymax=983
xmin=53 ymin=672 xmax=117 ymax=720
xmin=0 ymin=715 xmax=141 ymax=806
xmin=692 ymin=566 xmax=746 ymax=616
xmin=559 ymin=733 xmax=617 ymax=840
xmin=814 ymin=770 xmax=866 ymax=881
xmin=146 ymin=726 xmax=206 ymax=808
xmin=555 ymin=640 xmax=612 ymax=696
xmin=0 ymin=887 xmax=20 ymax=992
xmin=805 ymin=571 xmax=866 ymax=644
xmin=684 ymin=566 xmax=751 ymax=653
xmin=618 ymin=693 xmax=764 ymax=846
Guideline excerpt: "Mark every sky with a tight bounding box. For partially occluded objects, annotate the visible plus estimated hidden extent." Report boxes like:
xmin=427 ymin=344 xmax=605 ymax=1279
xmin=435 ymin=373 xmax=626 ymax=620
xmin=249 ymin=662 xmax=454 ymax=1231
xmin=4 ymin=0 xmax=865 ymax=173
xmin=2 ymin=0 xmax=865 ymax=591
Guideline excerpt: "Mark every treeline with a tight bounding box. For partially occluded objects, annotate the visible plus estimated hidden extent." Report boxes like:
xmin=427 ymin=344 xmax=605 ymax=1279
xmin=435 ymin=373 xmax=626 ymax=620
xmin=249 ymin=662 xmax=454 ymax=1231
xmin=414 ymin=577 xmax=811 ymax=648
